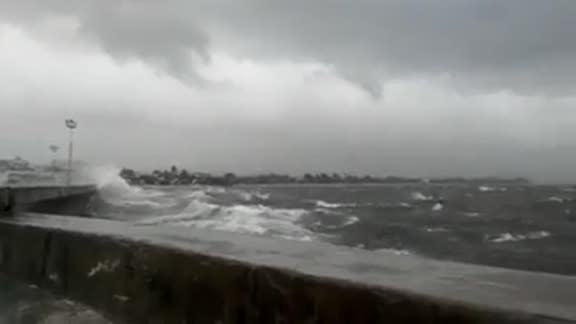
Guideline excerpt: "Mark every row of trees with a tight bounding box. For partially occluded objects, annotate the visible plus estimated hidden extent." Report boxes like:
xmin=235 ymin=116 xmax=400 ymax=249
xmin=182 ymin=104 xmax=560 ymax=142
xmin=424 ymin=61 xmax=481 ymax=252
xmin=120 ymin=167 xmax=236 ymax=186
xmin=119 ymin=167 xmax=529 ymax=186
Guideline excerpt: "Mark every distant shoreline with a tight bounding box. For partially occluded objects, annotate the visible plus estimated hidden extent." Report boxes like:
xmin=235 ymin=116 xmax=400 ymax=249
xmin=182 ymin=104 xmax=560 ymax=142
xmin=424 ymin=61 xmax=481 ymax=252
xmin=119 ymin=167 xmax=531 ymax=187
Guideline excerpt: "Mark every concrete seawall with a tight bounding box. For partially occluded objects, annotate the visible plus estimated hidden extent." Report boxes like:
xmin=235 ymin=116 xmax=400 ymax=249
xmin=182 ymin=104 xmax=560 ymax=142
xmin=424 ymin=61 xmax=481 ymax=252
xmin=0 ymin=213 xmax=574 ymax=323
xmin=0 ymin=185 xmax=96 ymax=215
xmin=0 ymin=273 xmax=110 ymax=323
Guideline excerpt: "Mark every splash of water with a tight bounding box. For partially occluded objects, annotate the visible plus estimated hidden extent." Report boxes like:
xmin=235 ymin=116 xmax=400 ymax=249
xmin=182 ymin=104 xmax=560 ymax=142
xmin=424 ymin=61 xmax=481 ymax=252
xmin=139 ymin=200 xmax=314 ymax=241
xmin=76 ymin=165 xmax=131 ymax=190
xmin=80 ymin=167 xmax=325 ymax=242
xmin=77 ymin=164 xmax=173 ymax=215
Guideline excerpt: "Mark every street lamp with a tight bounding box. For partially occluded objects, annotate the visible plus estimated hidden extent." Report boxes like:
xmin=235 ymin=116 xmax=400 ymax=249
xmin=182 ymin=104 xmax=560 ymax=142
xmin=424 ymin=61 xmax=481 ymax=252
xmin=65 ymin=119 xmax=77 ymax=186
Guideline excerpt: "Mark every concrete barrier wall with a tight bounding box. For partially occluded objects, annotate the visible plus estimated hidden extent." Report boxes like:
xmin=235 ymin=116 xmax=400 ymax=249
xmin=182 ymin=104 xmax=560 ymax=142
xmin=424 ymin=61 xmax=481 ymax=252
xmin=0 ymin=185 xmax=96 ymax=214
xmin=0 ymin=273 xmax=111 ymax=323
xmin=0 ymin=214 xmax=574 ymax=324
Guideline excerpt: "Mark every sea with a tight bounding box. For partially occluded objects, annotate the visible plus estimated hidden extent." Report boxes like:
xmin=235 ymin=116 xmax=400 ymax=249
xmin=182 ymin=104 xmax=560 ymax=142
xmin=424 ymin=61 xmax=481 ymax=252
xmin=88 ymin=168 xmax=576 ymax=276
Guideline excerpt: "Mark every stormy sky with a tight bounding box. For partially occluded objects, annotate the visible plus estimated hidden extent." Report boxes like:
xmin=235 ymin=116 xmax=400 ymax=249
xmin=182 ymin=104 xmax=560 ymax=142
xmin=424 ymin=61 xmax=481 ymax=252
xmin=1 ymin=0 xmax=576 ymax=181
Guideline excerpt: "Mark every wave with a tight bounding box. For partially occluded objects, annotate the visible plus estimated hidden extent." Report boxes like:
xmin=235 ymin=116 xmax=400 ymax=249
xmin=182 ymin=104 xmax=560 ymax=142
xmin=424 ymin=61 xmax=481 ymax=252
xmin=410 ymin=192 xmax=434 ymax=201
xmin=138 ymin=201 xmax=314 ymax=241
xmin=488 ymin=231 xmax=551 ymax=243
xmin=546 ymin=196 xmax=565 ymax=203
xmin=236 ymin=190 xmax=270 ymax=202
xmin=84 ymin=168 xmax=313 ymax=241
xmin=201 ymin=186 xmax=227 ymax=194
xmin=315 ymin=200 xmax=356 ymax=209
xmin=316 ymin=200 xmax=411 ymax=209
xmin=316 ymin=215 xmax=360 ymax=230
xmin=186 ymin=190 xmax=213 ymax=201
xmin=424 ymin=227 xmax=449 ymax=233
xmin=80 ymin=165 xmax=183 ymax=215
xmin=478 ymin=185 xmax=507 ymax=192
xmin=431 ymin=202 xmax=443 ymax=212
xmin=376 ymin=248 xmax=411 ymax=256
xmin=342 ymin=216 xmax=359 ymax=226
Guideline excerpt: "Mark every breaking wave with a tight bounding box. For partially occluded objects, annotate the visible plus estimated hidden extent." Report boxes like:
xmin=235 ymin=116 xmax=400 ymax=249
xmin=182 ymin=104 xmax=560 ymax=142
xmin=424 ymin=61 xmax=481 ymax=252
xmin=424 ymin=227 xmax=449 ymax=233
xmin=87 ymin=165 xmax=173 ymax=211
xmin=139 ymin=201 xmax=314 ymax=241
xmin=236 ymin=190 xmax=271 ymax=202
xmin=376 ymin=248 xmax=411 ymax=256
xmin=315 ymin=200 xmax=356 ymax=208
xmin=478 ymin=185 xmax=507 ymax=192
xmin=410 ymin=192 xmax=434 ymax=201
xmin=546 ymin=196 xmax=565 ymax=203
xmin=487 ymin=231 xmax=551 ymax=243
xmin=86 ymin=166 xmax=314 ymax=241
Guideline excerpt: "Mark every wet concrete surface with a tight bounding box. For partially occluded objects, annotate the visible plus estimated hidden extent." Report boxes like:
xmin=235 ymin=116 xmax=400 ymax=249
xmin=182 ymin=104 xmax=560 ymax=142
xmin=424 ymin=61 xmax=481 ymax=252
xmin=0 ymin=274 xmax=110 ymax=323
xmin=0 ymin=213 xmax=574 ymax=323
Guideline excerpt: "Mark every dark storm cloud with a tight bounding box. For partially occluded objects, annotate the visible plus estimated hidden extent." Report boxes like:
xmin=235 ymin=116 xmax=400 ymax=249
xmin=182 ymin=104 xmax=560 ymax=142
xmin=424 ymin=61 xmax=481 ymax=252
xmin=210 ymin=0 xmax=576 ymax=95
xmin=0 ymin=0 xmax=211 ymax=83
xmin=78 ymin=1 xmax=210 ymax=83
xmin=2 ymin=0 xmax=576 ymax=95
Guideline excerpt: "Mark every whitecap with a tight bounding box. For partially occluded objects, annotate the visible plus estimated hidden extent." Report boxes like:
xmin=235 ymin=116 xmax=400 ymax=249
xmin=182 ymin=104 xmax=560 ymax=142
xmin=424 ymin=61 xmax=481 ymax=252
xmin=411 ymin=192 xmax=433 ymax=201
xmin=342 ymin=216 xmax=359 ymax=226
xmin=107 ymin=199 xmax=167 ymax=209
xmin=202 ymin=186 xmax=227 ymax=194
xmin=376 ymin=248 xmax=411 ymax=256
xmin=546 ymin=196 xmax=565 ymax=203
xmin=138 ymin=201 xmax=314 ymax=241
xmin=478 ymin=186 xmax=495 ymax=192
xmin=186 ymin=190 xmax=212 ymax=201
xmin=488 ymin=231 xmax=551 ymax=243
xmin=237 ymin=190 xmax=271 ymax=202
xmin=424 ymin=227 xmax=448 ymax=233
xmin=478 ymin=185 xmax=507 ymax=192
xmin=431 ymin=202 xmax=443 ymax=212
xmin=236 ymin=191 xmax=253 ymax=201
xmin=315 ymin=200 xmax=354 ymax=208
xmin=314 ymin=208 xmax=340 ymax=215
xmin=253 ymin=192 xmax=271 ymax=200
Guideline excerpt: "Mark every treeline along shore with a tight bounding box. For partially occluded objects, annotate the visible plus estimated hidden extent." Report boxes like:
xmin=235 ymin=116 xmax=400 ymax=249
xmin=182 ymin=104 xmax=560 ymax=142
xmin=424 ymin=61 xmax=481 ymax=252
xmin=119 ymin=166 xmax=530 ymax=186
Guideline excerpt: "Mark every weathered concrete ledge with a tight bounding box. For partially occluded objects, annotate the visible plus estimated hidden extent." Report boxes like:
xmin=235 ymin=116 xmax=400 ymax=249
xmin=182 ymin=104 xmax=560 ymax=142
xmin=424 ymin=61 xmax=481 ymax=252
xmin=0 ymin=185 xmax=96 ymax=214
xmin=0 ymin=214 xmax=574 ymax=323
xmin=0 ymin=274 xmax=110 ymax=323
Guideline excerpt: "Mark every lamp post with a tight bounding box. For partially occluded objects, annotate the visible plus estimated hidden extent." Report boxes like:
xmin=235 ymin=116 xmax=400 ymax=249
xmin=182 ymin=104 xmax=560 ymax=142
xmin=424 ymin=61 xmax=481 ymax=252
xmin=65 ymin=119 xmax=77 ymax=186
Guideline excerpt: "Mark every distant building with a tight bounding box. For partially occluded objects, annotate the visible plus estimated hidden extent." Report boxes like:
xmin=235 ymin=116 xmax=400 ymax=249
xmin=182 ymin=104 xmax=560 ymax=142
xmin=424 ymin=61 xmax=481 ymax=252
xmin=0 ymin=157 xmax=33 ymax=172
xmin=0 ymin=157 xmax=62 ymax=185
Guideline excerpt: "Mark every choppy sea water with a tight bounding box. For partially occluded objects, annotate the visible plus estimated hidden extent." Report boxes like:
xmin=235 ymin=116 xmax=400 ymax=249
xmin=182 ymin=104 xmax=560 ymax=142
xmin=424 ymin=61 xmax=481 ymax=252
xmin=91 ymin=175 xmax=576 ymax=276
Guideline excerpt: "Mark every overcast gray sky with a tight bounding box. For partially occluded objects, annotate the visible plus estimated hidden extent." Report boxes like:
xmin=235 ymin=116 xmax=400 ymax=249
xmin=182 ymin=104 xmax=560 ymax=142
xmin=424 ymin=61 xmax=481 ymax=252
xmin=1 ymin=0 xmax=576 ymax=181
